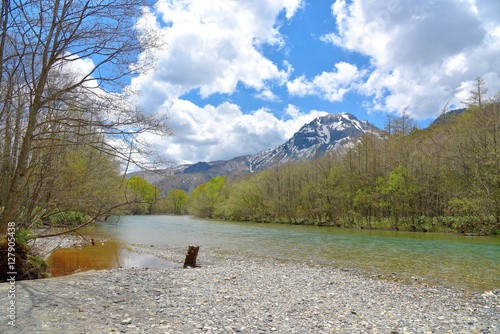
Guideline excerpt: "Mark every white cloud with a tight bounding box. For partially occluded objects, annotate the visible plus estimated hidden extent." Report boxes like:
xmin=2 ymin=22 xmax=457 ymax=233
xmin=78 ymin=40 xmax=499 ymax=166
xmin=454 ymin=72 xmax=500 ymax=106
xmin=146 ymin=100 xmax=326 ymax=164
xmin=322 ymin=0 xmax=500 ymax=119
xmin=443 ymin=54 xmax=468 ymax=76
xmin=255 ymin=89 xmax=280 ymax=102
xmin=287 ymin=62 xmax=365 ymax=102
xmin=131 ymin=0 xmax=303 ymax=111
xmin=128 ymin=0 xmax=308 ymax=164
xmin=284 ymin=104 xmax=300 ymax=119
xmin=127 ymin=0 xmax=500 ymax=165
xmin=52 ymin=54 xmax=99 ymax=90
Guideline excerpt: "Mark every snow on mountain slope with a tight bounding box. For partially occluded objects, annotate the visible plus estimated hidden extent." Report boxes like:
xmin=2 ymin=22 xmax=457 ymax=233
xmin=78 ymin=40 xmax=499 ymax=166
xmin=130 ymin=113 xmax=381 ymax=192
xmin=248 ymin=113 xmax=380 ymax=172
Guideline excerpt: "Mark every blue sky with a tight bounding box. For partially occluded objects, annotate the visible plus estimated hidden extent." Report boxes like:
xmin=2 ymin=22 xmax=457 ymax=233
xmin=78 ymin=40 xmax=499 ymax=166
xmin=128 ymin=0 xmax=500 ymax=165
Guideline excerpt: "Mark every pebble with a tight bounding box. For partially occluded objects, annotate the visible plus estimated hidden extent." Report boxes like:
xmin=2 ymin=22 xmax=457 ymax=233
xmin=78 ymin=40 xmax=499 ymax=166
xmin=1 ymin=246 xmax=498 ymax=333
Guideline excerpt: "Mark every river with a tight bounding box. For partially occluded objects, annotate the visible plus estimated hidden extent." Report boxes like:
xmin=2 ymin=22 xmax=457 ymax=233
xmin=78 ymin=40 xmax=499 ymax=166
xmin=49 ymin=215 xmax=499 ymax=292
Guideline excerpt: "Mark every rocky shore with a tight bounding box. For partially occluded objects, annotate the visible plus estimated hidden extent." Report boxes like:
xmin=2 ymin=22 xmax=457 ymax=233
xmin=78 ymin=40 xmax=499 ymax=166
xmin=28 ymin=233 xmax=91 ymax=259
xmin=1 ymin=244 xmax=499 ymax=333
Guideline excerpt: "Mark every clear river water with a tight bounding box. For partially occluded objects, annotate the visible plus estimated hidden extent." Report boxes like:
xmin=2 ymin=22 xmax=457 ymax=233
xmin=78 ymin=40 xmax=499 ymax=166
xmin=48 ymin=215 xmax=499 ymax=292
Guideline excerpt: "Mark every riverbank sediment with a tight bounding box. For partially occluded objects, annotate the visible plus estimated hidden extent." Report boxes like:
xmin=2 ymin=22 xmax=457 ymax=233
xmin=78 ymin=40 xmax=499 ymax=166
xmin=28 ymin=233 xmax=89 ymax=260
xmin=1 ymin=245 xmax=498 ymax=333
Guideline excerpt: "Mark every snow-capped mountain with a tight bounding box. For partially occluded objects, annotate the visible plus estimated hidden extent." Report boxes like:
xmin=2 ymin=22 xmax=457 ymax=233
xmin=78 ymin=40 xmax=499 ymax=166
xmin=248 ymin=113 xmax=379 ymax=172
xmin=131 ymin=113 xmax=380 ymax=192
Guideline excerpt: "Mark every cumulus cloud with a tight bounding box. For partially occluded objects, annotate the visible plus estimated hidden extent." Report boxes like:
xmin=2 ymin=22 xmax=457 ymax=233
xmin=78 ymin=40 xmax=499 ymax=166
xmin=127 ymin=0 xmax=499 ymax=165
xmin=321 ymin=0 xmax=500 ymax=119
xmin=128 ymin=0 xmax=307 ymax=164
xmin=287 ymin=62 xmax=366 ymax=102
xmin=131 ymin=0 xmax=303 ymax=110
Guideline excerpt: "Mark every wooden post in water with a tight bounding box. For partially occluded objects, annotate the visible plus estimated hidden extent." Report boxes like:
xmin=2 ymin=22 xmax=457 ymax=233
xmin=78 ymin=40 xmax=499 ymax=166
xmin=183 ymin=246 xmax=200 ymax=268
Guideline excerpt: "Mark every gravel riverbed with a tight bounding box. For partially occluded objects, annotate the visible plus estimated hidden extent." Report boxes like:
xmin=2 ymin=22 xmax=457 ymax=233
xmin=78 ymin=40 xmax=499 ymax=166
xmin=1 ymin=244 xmax=499 ymax=334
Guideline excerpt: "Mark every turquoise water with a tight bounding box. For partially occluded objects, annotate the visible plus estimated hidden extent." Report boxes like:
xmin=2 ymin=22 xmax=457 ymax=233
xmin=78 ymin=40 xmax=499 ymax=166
xmin=97 ymin=215 xmax=499 ymax=291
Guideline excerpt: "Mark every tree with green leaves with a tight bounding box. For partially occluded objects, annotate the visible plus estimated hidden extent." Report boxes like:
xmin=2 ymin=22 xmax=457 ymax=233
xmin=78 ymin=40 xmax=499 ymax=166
xmin=377 ymin=164 xmax=419 ymax=228
xmin=126 ymin=176 xmax=161 ymax=214
xmin=217 ymin=177 xmax=261 ymax=220
xmin=188 ymin=176 xmax=226 ymax=218
xmin=165 ymin=189 xmax=188 ymax=215
xmin=444 ymin=90 xmax=500 ymax=232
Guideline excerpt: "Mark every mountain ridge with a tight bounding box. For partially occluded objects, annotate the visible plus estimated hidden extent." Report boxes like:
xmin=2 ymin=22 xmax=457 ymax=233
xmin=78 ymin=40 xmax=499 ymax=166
xmin=132 ymin=113 xmax=381 ymax=193
xmin=247 ymin=113 xmax=379 ymax=172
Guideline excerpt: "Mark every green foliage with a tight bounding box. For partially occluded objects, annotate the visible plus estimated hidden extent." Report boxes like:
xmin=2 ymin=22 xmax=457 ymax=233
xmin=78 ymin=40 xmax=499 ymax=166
xmin=14 ymin=228 xmax=37 ymax=244
xmin=126 ymin=176 xmax=161 ymax=203
xmin=185 ymin=93 xmax=500 ymax=234
xmin=446 ymin=197 xmax=480 ymax=216
xmin=25 ymin=254 xmax=49 ymax=279
xmin=126 ymin=176 xmax=161 ymax=214
xmin=377 ymin=164 xmax=419 ymax=227
xmin=164 ymin=189 xmax=188 ymax=214
xmin=188 ymin=176 xmax=226 ymax=218
xmin=45 ymin=210 xmax=91 ymax=227
xmin=217 ymin=178 xmax=263 ymax=220
xmin=1 ymin=231 xmax=48 ymax=280
xmin=36 ymin=146 xmax=125 ymax=219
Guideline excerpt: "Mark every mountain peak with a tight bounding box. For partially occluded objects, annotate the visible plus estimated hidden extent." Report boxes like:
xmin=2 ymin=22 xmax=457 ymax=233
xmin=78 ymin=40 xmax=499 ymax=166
xmin=248 ymin=113 xmax=380 ymax=171
xmin=132 ymin=113 xmax=381 ymax=193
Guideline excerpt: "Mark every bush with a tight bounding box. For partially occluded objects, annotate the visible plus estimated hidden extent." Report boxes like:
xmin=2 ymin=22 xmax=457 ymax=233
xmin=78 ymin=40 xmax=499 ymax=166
xmin=46 ymin=210 xmax=91 ymax=226
xmin=0 ymin=230 xmax=48 ymax=280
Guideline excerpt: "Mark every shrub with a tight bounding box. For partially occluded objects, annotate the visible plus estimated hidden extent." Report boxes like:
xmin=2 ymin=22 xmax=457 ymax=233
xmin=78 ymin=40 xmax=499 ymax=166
xmin=0 ymin=230 xmax=48 ymax=280
xmin=47 ymin=210 xmax=91 ymax=226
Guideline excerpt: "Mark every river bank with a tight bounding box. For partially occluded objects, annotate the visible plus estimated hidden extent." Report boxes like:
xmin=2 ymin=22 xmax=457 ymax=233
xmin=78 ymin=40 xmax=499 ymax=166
xmin=1 ymin=244 xmax=499 ymax=333
xmin=28 ymin=233 xmax=92 ymax=260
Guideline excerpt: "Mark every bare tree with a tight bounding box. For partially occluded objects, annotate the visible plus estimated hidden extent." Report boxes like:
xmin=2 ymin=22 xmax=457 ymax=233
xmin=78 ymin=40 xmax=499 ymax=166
xmin=463 ymin=76 xmax=488 ymax=109
xmin=393 ymin=106 xmax=415 ymax=137
xmin=0 ymin=0 xmax=169 ymax=234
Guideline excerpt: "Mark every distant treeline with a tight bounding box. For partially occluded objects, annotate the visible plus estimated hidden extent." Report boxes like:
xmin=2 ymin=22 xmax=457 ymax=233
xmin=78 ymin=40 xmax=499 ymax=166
xmin=159 ymin=83 xmax=500 ymax=234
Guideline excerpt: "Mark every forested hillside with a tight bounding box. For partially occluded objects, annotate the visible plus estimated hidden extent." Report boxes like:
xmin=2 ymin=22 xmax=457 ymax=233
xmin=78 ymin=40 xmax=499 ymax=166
xmin=183 ymin=87 xmax=500 ymax=234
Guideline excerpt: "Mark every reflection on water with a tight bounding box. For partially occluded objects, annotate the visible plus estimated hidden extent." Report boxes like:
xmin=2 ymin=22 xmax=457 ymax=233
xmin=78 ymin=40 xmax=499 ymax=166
xmin=47 ymin=215 xmax=499 ymax=291
xmin=47 ymin=240 xmax=178 ymax=277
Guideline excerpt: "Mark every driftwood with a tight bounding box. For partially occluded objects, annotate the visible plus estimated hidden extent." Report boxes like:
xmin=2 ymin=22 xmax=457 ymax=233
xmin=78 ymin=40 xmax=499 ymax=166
xmin=183 ymin=246 xmax=200 ymax=268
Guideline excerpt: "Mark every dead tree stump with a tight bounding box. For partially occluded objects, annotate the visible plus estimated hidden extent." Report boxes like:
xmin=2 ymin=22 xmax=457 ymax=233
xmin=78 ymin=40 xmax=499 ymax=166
xmin=183 ymin=246 xmax=200 ymax=268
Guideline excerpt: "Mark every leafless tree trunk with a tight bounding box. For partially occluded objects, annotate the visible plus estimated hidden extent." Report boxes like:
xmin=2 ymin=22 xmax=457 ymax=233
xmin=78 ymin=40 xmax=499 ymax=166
xmin=0 ymin=0 xmax=169 ymax=234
